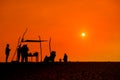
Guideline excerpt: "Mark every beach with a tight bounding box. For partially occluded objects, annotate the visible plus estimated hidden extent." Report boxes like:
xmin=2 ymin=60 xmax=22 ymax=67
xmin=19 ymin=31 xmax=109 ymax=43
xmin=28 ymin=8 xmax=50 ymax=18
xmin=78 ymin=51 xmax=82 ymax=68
xmin=1 ymin=62 xmax=120 ymax=80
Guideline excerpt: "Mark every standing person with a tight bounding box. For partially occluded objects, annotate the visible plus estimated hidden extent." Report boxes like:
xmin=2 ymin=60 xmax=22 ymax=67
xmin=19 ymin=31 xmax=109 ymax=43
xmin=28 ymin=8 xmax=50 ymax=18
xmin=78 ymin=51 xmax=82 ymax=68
xmin=17 ymin=44 xmax=21 ymax=62
xmin=21 ymin=44 xmax=29 ymax=62
xmin=63 ymin=53 xmax=68 ymax=62
xmin=5 ymin=44 xmax=11 ymax=62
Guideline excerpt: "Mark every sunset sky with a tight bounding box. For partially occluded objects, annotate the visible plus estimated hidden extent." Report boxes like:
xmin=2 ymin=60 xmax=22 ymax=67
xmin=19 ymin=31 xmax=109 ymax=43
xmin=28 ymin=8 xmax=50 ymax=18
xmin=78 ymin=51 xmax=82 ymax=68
xmin=0 ymin=0 xmax=120 ymax=62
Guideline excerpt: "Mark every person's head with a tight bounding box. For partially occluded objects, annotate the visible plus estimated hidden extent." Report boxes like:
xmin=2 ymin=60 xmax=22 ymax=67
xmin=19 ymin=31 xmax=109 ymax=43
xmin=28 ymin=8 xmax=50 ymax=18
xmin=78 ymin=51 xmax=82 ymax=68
xmin=25 ymin=44 xmax=27 ymax=47
xmin=51 ymin=51 xmax=56 ymax=56
xmin=23 ymin=44 xmax=27 ymax=47
xmin=6 ymin=44 xmax=9 ymax=47
xmin=19 ymin=44 xmax=21 ymax=47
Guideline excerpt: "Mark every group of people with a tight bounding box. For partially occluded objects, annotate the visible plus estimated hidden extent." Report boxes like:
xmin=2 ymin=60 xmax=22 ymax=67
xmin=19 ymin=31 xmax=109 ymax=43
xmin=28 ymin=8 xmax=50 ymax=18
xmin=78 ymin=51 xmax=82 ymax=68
xmin=43 ymin=51 xmax=68 ymax=62
xmin=5 ymin=44 xmax=29 ymax=62
xmin=5 ymin=43 xmax=68 ymax=63
xmin=17 ymin=44 xmax=29 ymax=62
xmin=44 ymin=51 xmax=56 ymax=62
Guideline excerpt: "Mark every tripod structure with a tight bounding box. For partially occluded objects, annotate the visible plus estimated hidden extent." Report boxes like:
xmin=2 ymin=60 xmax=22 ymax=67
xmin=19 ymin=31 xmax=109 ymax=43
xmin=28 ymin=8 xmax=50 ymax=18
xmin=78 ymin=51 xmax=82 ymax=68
xmin=11 ymin=28 xmax=50 ymax=62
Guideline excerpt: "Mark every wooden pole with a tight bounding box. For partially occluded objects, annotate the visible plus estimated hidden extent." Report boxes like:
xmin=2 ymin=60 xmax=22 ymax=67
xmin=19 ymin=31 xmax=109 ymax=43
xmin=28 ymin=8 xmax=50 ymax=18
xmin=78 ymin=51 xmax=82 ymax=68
xmin=39 ymin=36 xmax=42 ymax=62
xmin=49 ymin=37 xmax=51 ymax=54
xmin=11 ymin=37 xmax=20 ymax=61
xmin=11 ymin=28 xmax=28 ymax=62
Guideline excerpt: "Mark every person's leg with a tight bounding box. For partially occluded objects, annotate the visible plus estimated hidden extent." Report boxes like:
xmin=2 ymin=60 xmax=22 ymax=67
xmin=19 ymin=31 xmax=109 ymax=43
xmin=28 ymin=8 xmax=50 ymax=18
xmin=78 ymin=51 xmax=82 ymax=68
xmin=6 ymin=55 xmax=7 ymax=62
xmin=22 ymin=54 xmax=24 ymax=62
xmin=6 ymin=54 xmax=8 ymax=62
xmin=25 ymin=54 xmax=28 ymax=62
xmin=18 ymin=53 xmax=20 ymax=62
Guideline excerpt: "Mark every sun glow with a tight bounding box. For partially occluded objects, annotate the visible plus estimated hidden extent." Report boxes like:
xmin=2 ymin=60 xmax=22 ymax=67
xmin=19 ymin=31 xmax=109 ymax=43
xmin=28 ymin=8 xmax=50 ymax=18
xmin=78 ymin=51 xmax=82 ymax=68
xmin=81 ymin=32 xmax=86 ymax=37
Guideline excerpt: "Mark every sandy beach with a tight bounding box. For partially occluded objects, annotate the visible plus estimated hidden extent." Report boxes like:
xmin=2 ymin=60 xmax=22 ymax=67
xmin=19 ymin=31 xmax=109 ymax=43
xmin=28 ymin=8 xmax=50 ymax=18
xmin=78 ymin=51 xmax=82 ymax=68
xmin=0 ymin=62 xmax=120 ymax=80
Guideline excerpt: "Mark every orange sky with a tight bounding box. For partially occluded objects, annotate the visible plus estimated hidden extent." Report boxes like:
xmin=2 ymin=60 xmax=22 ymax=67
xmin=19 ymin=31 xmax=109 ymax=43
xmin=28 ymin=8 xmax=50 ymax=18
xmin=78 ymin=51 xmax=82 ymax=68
xmin=0 ymin=0 xmax=120 ymax=62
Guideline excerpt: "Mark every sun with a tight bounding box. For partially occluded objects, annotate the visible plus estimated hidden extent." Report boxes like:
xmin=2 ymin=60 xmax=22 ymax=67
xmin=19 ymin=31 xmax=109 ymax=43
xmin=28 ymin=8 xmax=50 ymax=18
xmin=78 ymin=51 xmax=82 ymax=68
xmin=81 ymin=32 xmax=86 ymax=37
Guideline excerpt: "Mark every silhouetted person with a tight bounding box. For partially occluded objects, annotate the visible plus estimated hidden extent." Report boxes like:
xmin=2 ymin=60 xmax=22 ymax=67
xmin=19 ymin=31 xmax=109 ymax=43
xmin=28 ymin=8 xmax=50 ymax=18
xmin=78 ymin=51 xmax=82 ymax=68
xmin=43 ymin=51 xmax=56 ymax=62
xmin=17 ymin=44 xmax=21 ymax=62
xmin=5 ymin=44 xmax=11 ymax=62
xmin=21 ymin=44 xmax=29 ymax=62
xmin=49 ymin=51 xmax=56 ymax=62
xmin=44 ymin=55 xmax=49 ymax=62
xmin=63 ymin=53 xmax=68 ymax=62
